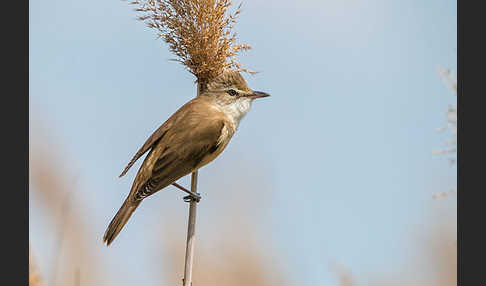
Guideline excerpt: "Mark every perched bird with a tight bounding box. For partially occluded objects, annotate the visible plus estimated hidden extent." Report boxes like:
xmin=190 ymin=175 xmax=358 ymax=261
xmin=103 ymin=70 xmax=270 ymax=245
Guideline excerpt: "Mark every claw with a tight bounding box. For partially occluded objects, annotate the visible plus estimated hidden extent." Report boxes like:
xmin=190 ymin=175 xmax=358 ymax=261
xmin=173 ymin=182 xmax=201 ymax=202
xmin=183 ymin=192 xmax=201 ymax=203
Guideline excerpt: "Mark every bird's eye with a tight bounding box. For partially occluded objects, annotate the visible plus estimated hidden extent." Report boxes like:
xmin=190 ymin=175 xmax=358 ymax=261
xmin=227 ymin=89 xmax=238 ymax=96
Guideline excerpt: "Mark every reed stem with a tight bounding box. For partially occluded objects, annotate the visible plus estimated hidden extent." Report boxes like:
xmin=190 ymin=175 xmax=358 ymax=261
xmin=182 ymin=84 xmax=203 ymax=286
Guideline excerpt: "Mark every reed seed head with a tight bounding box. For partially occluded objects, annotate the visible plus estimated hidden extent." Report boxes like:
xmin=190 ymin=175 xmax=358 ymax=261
xmin=130 ymin=0 xmax=255 ymax=85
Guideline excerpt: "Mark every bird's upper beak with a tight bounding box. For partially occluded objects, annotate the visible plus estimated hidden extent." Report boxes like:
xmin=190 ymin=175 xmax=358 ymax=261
xmin=248 ymin=90 xmax=271 ymax=99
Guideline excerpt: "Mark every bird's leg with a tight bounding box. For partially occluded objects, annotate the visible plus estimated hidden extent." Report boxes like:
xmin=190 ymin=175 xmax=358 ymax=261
xmin=172 ymin=182 xmax=201 ymax=202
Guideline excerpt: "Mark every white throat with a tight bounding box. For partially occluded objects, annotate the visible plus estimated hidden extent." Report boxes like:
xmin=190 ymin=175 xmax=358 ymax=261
xmin=219 ymin=98 xmax=252 ymax=128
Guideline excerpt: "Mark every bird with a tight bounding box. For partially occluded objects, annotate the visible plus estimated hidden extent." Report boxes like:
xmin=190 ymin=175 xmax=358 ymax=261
xmin=103 ymin=69 xmax=270 ymax=245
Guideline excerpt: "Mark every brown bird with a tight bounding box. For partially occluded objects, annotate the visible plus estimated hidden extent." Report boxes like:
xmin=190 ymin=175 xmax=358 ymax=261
xmin=103 ymin=70 xmax=270 ymax=245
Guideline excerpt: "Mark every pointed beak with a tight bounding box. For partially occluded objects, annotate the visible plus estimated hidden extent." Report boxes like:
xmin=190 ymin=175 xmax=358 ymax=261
xmin=249 ymin=91 xmax=271 ymax=99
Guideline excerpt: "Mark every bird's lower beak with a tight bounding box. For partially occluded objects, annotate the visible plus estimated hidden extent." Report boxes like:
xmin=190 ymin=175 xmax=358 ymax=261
xmin=250 ymin=91 xmax=271 ymax=99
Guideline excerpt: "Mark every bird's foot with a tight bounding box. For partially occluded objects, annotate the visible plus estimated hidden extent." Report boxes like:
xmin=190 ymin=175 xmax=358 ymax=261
xmin=172 ymin=182 xmax=201 ymax=203
xmin=183 ymin=192 xmax=201 ymax=203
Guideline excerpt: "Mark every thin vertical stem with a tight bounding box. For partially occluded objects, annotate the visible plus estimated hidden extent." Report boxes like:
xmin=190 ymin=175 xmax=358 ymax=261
xmin=183 ymin=171 xmax=198 ymax=286
xmin=182 ymin=83 xmax=203 ymax=286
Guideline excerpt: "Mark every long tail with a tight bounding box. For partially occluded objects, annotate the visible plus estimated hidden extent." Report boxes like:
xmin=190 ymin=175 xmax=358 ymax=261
xmin=103 ymin=198 xmax=140 ymax=246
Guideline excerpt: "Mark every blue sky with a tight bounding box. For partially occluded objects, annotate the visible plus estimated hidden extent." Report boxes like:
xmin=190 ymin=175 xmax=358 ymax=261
xmin=30 ymin=0 xmax=456 ymax=285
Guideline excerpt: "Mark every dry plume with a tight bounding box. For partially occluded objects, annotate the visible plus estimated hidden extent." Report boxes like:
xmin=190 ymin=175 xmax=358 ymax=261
xmin=329 ymin=214 xmax=456 ymax=286
xmin=130 ymin=0 xmax=254 ymax=86
xmin=433 ymin=66 xmax=457 ymax=198
xmin=330 ymin=263 xmax=356 ymax=286
xmin=434 ymin=66 xmax=457 ymax=159
xmin=29 ymin=247 xmax=44 ymax=286
xmin=30 ymin=128 xmax=111 ymax=286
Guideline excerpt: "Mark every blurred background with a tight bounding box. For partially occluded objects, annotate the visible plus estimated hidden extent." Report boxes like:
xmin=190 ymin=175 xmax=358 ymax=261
xmin=29 ymin=0 xmax=457 ymax=285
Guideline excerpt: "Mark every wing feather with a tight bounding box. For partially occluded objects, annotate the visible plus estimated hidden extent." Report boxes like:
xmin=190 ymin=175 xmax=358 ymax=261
xmin=118 ymin=97 xmax=198 ymax=178
xmin=119 ymin=127 xmax=169 ymax=178
xmin=130 ymin=115 xmax=227 ymax=201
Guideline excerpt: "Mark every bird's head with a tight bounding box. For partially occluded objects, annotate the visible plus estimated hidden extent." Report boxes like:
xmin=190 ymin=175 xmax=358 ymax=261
xmin=201 ymin=70 xmax=270 ymax=122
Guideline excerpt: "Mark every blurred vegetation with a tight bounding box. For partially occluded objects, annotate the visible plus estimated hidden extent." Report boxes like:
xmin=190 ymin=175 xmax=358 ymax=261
xmin=29 ymin=95 xmax=457 ymax=286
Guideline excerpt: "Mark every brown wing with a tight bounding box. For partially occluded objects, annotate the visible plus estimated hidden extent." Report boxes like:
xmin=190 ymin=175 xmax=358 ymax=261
xmin=127 ymin=101 xmax=228 ymax=202
xmin=119 ymin=124 xmax=169 ymax=178
xmin=132 ymin=119 xmax=225 ymax=201
xmin=119 ymin=98 xmax=197 ymax=178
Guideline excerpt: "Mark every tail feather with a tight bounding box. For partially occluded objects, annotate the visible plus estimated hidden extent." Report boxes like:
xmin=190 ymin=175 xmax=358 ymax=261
xmin=103 ymin=199 xmax=140 ymax=246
